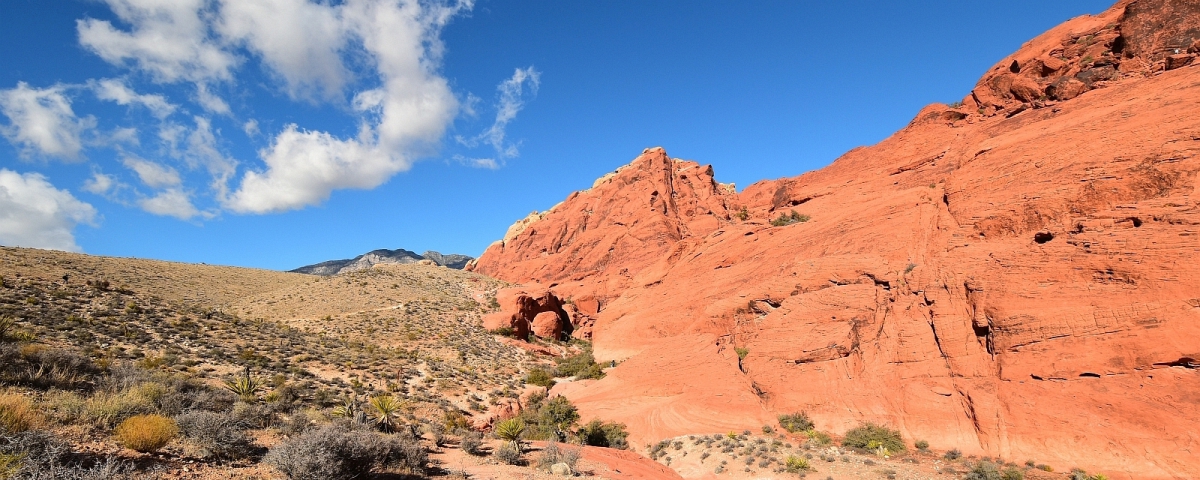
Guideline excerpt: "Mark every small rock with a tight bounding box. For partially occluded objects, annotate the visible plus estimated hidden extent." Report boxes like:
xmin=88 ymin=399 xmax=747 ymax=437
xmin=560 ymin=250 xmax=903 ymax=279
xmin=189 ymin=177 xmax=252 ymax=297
xmin=550 ymin=462 xmax=573 ymax=475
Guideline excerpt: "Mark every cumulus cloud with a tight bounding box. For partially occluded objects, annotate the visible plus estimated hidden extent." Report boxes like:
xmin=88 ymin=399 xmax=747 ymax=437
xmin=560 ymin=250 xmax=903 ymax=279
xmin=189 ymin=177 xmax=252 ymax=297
xmin=217 ymin=0 xmax=348 ymax=100
xmin=83 ymin=171 xmax=117 ymax=195
xmin=77 ymin=0 xmax=237 ymax=84
xmin=139 ymin=188 xmax=202 ymax=220
xmin=91 ymin=78 xmax=176 ymax=118
xmin=224 ymin=0 xmax=469 ymax=213
xmin=0 ymin=83 xmax=94 ymax=160
xmin=0 ymin=169 xmax=96 ymax=252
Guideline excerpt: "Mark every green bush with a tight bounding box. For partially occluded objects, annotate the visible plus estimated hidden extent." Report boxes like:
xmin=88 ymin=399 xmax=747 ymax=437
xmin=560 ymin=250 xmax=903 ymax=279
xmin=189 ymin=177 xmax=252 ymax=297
xmin=842 ymin=422 xmax=905 ymax=454
xmin=915 ymin=439 xmax=929 ymax=451
xmin=525 ymin=367 xmax=556 ymax=388
xmin=964 ymin=461 xmax=1024 ymax=480
xmin=777 ymin=412 xmax=813 ymax=433
xmin=577 ymin=419 xmax=628 ymax=449
xmin=554 ymin=349 xmax=605 ymax=380
xmin=770 ymin=210 xmax=810 ymax=227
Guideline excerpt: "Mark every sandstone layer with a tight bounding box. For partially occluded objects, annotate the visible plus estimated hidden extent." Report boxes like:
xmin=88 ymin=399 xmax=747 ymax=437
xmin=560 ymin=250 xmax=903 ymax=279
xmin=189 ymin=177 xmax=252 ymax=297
xmin=472 ymin=1 xmax=1200 ymax=478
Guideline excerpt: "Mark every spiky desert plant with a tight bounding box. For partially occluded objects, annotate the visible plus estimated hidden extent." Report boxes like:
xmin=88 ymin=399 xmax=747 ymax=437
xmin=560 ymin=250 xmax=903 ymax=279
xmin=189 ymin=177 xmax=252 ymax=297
xmin=494 ymin=418 xmax=525 ymax=449
xmin=368 ymin=395 xmax=406 ymax=433
xmin=332 ymin=395 xmax=368 ymax=424
xmin=223 ymin=375 xmax=261 ymax=402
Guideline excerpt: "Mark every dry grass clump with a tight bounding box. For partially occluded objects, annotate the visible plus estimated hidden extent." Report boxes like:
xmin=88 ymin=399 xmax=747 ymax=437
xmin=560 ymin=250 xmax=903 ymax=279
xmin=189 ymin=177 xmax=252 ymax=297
xmin=113 ymin=414 xmax=178 ymax=452
xmin=0 ymin=393 xmax=41 ymax=434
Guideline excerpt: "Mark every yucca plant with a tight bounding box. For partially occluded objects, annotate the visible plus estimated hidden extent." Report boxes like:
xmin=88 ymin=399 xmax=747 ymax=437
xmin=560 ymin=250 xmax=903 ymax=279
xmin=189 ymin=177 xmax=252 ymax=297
xmin=494 ymin=418 xmax=525 ymax=449
xmin=332 ymin=395 xmax=367 ymax=424
xmin=368 ymin=395 xmax=406 ymax=433
xmin=223 ymin=368 xmax=261 ymax=402
xmin=784 ymin=455 xmax=810 ymax=473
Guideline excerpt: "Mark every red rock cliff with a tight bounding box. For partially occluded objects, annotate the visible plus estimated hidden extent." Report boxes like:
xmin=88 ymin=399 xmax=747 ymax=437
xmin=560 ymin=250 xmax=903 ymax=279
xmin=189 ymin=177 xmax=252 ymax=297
xmin=473 ymin=1 xmax=1200 ymax=478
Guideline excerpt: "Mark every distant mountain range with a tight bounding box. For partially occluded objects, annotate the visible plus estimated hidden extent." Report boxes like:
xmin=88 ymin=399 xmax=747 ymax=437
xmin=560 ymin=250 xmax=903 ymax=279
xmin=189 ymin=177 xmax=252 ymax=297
xmin=290 ymin=249 xmax=474 ymax=275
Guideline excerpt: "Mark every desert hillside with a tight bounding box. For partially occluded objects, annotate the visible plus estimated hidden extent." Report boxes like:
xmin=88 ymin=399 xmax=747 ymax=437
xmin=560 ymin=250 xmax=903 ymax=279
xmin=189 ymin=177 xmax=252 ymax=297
xmin=473 ymin=0 xmax=1200 ymax=478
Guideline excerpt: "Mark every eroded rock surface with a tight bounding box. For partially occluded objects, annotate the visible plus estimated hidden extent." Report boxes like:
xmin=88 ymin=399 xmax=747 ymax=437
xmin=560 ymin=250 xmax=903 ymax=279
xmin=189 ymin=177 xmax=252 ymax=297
xmin=473 ymin=1 xmax=1200 ymax=478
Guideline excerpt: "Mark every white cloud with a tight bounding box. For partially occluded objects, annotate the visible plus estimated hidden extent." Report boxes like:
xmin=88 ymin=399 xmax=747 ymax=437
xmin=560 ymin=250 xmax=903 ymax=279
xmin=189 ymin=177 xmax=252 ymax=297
xmin=194 ymin=83 xmax=231 ymax=115
xmin=77 ymin=0 xmax=237 ymax=84
xmin=217 ymin=0 xmax=348 ymax=100
xmin=91 ymin=78 xmax=176 ymax=118
xmin=242 ymin=119 xmax=259 ymax=136
xmin=139 ymin=188 xmax=201 ymax=219
xmin=0 ymin=169 xmax=96 ymax=252
xmin=457 ymin=67 xmax=540 ymax=159
xmin=83 ymin=172 xmax=117 ymax=195
xmin=225 ymin=0 xmax=470 ymax=213
xmin=122 ymin=156 xmax=181 ymax=188
xmin=0 ymin=82 xmax=94 ymax=160
xmin=453 ymin=154 xmax=499 ymax=170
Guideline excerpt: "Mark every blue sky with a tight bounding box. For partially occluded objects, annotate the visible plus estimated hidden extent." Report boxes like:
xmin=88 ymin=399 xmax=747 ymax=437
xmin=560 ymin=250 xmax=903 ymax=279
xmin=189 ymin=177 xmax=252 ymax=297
xmin=0 ymin=0 xmax=1109 ymax=270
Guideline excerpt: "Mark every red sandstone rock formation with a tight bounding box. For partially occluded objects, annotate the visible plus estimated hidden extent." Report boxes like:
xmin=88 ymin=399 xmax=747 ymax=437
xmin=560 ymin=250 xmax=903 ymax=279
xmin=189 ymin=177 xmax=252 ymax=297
xmin=482 ymin=287 xmax=572 ymax=340
xmin=473 ymin=1 xmax=1200 ymax=478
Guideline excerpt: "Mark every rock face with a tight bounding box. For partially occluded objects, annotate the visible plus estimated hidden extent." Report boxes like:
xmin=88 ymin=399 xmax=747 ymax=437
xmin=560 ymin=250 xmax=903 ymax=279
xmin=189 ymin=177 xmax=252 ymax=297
xmin=472 ymin=1 xmax=1200 ymax=478
xmin=290 ymin=248 xmax=473 ymax=275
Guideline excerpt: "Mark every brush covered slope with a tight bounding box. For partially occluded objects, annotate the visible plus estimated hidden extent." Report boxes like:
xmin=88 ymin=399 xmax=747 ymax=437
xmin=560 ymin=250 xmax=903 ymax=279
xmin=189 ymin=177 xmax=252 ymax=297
xmin=472 ymin=0 xmax=1200 ymax=478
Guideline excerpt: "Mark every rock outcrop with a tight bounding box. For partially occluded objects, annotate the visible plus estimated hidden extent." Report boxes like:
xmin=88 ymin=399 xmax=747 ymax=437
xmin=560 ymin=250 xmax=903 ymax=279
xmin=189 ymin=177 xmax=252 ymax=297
xmin=291 ymin=248 xmax=473 ymax=275
xmin=482 ymin=287 xmax=572 ymax=340
xmin=472 ymin=1 xmax=1200 ymax=478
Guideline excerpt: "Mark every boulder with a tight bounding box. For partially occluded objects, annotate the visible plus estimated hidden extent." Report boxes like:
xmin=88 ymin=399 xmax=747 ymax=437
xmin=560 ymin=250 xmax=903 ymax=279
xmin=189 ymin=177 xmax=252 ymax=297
xmin=1165 ymin=53 xmax=1195 ymax=70
xmin=1046 ymin=77 xmax=1087 ymax=101
xmin=532 ymin=310 xmax=565 ymax=339
xmin=1008 ymin=75 xmax=1044 ymax=102
xmin=550 ymin=463 xmax=573 ymax=476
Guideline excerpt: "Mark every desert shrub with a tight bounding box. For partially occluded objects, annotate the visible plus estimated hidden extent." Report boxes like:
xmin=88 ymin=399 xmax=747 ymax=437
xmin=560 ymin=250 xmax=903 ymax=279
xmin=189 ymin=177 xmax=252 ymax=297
xmin=577 ymin=419 xmax=628 ymax=449
xmin=554 ymin=349 xmax=605 ymax=380
xmin=175 ymin=411 xmax=253 ymax=460
xmin=83 ymin=390 xmax=153 ymax=428
xmin=443 ymin=409 xmax=471 ymax=434
xmin=945 ymin=448 xmax=962 ymax=460
xmin=964 ymin=460 xmax=1025 ymax=480
xmin=493 ymin=442 xmax=522 ymax=465
xmin=114 ymin=414 xmax=178 ymax=452
xmin=525 ymin=368 xmax=555 ymax=388
xmin=460 ymin=431 xmax=483 ymax=456
xmin=1 ymin=430 xmax=134 ymax=479
xmin=265 ymin=424 xmax=426 ymax=479
xmin=777 ymin=412 xmax=813 ymax=433
xmin=232 ymin=401 xmax=277 ymax=429
xmin=842 ymin=422 xmax=905 ymax=454
xmin=805 ymin=429 xmax=832 ymax=446
xmin=535 ymin=441 xmax=582 ymax=470
xmin=0 ymin=344 xmax=98 ymax=390
xmin=0 ymin=394 xmax=40 ymax=434
xmin=770 ymin=210 xmax=810 ymax=227
xmin=915 ymin=439 xmax=929 ymax=451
